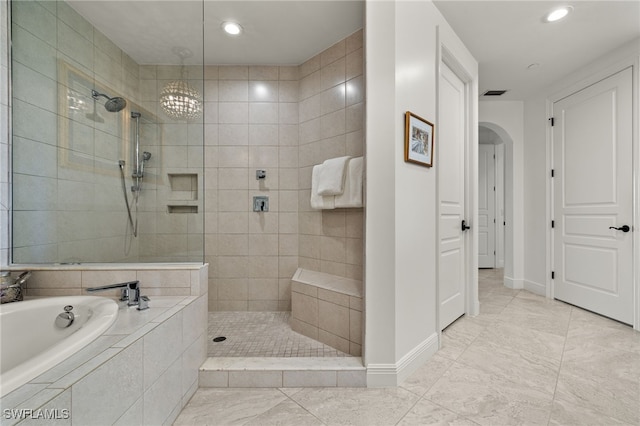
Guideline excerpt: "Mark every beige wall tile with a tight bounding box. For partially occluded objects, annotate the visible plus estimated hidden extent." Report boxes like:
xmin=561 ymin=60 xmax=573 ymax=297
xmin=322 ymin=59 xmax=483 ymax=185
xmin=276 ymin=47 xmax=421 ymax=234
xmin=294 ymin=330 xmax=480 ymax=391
xmin=217 ymin=278 xmax=248 ymax=301
xmin=248 ymin=278 xmax=278 ymax=300
xmin=249 ymin=103 xmax=278 ymax=124
xmin=320 ymin=57 xmax=346 ymax=91
xmin=249 ymin=66 xmax=279 ymax=81
xmin=249 ymin=255 xmax=279 ymax=278
xmin=279 ymin=80 xmax=299 ymax=102
xmin=318 ymin=299 xmax=350 ymax=339
xmin=291 ymin=291 xmax=318 ymax=326
xmin=219 ymin=66 xmax=248 ymax=80
xmin=350 ymin=308 xmax=362 ymax=344
xmin=249 ymin=81 xmax=278 ymax=102
xmin=219 ymin=124 xmax=249 ymax=146
xmin=248 ymin=234 xmax=279 ymax=256
xmin=318 ymin=329 xmax=350 ymax=354
xmin=349 ymin=342 xmax=362 ymax=357
xmin=278 ymin=234 xmax=298 ymax=256
xmin=219 ymin=102 xmax=249 ymax=124
xmin=278 ymin=124 xmax=299 ymax=146
xmin=248 ymin=300 xmax=279 ymax=311
xmin=279 ymin=256 xmax=298 ymax=279
xmin=219 ymin=80 xmax=249 ymax=102
xmin=320 ymin=39 xmax=346 ymax=67
xmin=218 ymin=300 xmax=248 ymax=311
xmin=290 ymin=317 xmax=318 ymax=340
xmin=321 ymin=84 xmax=346 ymax=116
xmin=218 ymin=234 xmax=248 ymax=256
xmin=218 ymin=256 xmax=249 ymax=278
xmin=249 ymin=124 xmax=278 ymax=146
xmin=278 ymin=66 xmax=299 ymax=81
xmin=292 ymin=281 xmax=317 ymax=297
xmin=299 ymin=54 xmax=320 ymax=79
xmin=318 ymin=288 xmax=350 ymax=308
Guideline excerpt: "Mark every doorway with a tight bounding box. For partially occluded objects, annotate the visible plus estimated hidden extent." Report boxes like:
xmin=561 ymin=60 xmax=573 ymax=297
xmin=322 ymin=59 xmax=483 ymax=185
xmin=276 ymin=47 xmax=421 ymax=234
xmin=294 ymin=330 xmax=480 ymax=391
xmin=478 ymin=140 xmax=505 ymax=269
xmin=551 ymin=67 xmax=634 ymax=325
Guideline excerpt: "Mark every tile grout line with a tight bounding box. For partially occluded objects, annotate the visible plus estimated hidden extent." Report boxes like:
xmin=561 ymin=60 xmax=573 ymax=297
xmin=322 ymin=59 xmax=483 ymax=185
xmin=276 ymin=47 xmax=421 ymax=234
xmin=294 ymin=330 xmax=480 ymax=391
xmin=545 ymin=306 xmax=573 ymax=425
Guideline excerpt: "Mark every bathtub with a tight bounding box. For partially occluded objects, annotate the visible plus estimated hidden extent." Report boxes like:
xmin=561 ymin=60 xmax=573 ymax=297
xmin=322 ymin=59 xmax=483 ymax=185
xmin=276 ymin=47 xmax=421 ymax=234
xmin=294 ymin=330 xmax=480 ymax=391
xmin=0 ymin=296 xmax=118 ymax=397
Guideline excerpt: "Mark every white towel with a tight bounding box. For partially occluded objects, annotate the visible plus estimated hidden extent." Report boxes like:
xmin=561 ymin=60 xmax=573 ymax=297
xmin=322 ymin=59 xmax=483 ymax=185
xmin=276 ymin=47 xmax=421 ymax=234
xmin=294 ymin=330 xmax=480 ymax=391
xmin=335 ymin=157 xmax=364 ymax=208
xmin=317 ymin=156 xmax=351 ymax=196
xmin=310 ymin=165 xmax=335 ymax=210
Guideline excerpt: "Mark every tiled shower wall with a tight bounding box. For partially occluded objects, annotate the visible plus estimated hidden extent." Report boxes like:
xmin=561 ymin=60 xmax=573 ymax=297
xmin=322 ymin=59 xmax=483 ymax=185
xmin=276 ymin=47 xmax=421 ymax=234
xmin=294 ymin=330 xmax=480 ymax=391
xmin=208 ymin=30 xmax=365 ymax=311
xmin=297 ymin=31 xmax=364 ymax=281
xmin=205 ymin=65 xmax=301 ymax=311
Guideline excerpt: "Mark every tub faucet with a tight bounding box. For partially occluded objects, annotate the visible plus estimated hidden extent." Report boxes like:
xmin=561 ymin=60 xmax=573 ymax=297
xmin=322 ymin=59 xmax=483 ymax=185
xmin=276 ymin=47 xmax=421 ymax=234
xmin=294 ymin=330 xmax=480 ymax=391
xmin=86 ymin=280 xmax=149 ymax=310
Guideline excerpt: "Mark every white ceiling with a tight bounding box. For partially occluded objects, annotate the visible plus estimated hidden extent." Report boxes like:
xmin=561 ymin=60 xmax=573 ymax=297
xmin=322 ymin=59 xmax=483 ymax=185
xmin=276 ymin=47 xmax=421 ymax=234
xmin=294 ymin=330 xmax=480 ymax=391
xmin=68 ymin=1 xmax=639 ymax=100
xmin=68 ymin=1 xmax=364 ymax=66
xmin=433 ymin=1 xmax=640 ymax=100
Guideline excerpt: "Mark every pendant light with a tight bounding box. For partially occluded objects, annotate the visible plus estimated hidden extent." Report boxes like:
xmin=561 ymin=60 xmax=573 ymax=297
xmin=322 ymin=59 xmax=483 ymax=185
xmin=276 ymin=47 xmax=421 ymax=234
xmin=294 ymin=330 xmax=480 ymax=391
xmin=160 ymin=47 xmax=203 ymax=121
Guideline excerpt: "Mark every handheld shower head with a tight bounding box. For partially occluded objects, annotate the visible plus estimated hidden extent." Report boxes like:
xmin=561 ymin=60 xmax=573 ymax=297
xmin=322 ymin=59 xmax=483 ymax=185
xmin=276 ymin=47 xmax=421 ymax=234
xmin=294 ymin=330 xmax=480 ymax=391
xmin=92 ymin=90 xmax=127 ymax=113
xmin=142 ymin=152 xmax=151 ymax=161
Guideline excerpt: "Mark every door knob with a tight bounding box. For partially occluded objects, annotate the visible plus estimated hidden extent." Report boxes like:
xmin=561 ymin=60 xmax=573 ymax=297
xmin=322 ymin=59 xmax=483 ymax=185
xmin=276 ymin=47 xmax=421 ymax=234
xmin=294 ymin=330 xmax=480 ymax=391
xmin=461 ymin=220 xmax=471 ymax=231
xmin=609 ymin=225 xmax=630 ymax=233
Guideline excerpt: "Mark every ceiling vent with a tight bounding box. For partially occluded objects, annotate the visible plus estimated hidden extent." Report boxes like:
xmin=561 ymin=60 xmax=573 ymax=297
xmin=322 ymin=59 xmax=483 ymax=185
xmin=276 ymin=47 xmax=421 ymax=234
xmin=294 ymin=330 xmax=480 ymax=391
xmin=483 ymin=90 xmax=508 ymax=96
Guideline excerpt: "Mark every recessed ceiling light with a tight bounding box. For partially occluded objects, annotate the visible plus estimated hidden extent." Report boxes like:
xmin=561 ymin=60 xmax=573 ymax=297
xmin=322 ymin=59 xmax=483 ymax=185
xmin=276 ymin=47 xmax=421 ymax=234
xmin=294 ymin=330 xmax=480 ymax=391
xmin=222 ymin=21 xmax=242 ymax=35
xmin=544 ymin=6 xmax=573 ymax=23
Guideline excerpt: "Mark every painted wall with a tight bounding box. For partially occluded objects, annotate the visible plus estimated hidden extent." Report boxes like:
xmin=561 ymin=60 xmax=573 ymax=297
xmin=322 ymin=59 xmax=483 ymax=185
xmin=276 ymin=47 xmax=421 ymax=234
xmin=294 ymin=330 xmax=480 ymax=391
xmin=478 ymin=101 xmax=525 ymax=289
xmin=365 ymin=0 xmax=477 ymax=385
xmin=522 ymin=38 xmax=640 ymax=297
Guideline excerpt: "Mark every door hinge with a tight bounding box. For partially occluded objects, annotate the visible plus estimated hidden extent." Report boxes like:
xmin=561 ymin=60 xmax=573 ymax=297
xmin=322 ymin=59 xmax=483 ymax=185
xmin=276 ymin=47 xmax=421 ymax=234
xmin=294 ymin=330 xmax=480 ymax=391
xmin=493 ymin=186 xmax=496 ymax=191
xmin=552 ymin=220 xmax=555 ymax=228
xmin=551 ymin=169 xmax=554 ymax=177
xmin=552 ymin=271 xmax=555 ymax=280
xmin=494 ymin=218 xmax=496 ymax=223
xmin=494 ymin=250 xmax=496 ymax=255
xmin=549 ymin=117 xmax=555 ymax=126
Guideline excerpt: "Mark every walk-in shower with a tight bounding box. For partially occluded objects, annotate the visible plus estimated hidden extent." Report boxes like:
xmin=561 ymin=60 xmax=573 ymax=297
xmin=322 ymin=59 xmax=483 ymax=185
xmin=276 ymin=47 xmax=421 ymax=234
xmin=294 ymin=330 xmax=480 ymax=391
xmin=119 ymin=111 xmax=151 ymax=238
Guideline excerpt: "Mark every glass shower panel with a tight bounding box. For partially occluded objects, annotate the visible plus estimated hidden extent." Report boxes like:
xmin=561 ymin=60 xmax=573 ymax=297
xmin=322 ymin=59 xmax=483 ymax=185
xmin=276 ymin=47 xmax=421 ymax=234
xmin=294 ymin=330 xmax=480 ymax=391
xmin=10 ymin=0 xmax=204 ymax=263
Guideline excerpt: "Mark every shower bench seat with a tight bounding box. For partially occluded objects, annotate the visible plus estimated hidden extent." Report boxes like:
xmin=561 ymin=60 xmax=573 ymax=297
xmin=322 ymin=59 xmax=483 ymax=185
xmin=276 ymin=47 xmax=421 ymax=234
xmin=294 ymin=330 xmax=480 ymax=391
xmin=290 ymin=268 xmax=362 ymax=357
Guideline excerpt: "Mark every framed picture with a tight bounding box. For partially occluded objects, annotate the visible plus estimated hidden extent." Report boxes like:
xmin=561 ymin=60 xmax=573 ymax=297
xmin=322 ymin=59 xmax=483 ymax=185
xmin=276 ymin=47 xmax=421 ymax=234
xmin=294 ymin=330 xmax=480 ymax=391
xmin=404 ymin=111 xmax=434 ymax=167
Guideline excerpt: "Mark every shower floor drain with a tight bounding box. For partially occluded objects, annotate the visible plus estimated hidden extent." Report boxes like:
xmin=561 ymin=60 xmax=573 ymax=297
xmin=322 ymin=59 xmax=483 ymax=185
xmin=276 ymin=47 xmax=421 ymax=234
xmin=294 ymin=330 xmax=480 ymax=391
xmin=212 ymin=336 xmax=226 ymax=342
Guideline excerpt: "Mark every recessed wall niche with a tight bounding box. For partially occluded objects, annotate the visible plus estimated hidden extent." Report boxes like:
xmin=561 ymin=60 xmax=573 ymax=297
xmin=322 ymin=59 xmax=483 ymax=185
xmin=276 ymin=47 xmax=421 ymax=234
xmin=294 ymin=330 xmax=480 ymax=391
xmin=168 ymin=173 xmax=198 ymax=214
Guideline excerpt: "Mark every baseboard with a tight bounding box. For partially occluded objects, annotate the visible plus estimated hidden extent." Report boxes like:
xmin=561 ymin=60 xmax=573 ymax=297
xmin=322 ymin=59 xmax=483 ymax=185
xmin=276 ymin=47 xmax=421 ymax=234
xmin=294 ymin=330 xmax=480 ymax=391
xmin=504 ymin=276 xmax=524 ymax=289
xmin=523 ymin=280 xmax=546 ymax=296
xmin=366 ymin=332 xmax=439 ymax=387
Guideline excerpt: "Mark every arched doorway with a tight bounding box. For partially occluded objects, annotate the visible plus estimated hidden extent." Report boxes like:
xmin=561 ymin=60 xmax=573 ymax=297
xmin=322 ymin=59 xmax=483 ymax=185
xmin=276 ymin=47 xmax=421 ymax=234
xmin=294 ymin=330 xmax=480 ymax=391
xmin=478 ymin=122 xmax=515 ymax=287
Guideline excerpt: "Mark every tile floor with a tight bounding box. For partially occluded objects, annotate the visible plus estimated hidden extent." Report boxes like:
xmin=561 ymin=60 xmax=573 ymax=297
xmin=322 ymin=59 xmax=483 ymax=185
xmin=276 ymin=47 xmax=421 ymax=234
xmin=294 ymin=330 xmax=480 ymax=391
xmin=208 ymin=311 xmax=350 ymax=357
xmin=176 ymin=269 xmax=640 ymax=425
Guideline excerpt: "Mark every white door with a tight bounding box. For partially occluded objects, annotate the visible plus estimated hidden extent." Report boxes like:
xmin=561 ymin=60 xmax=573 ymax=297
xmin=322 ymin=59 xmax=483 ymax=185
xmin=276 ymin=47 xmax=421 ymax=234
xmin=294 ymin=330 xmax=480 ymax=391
xmin=553 ymin=67 xmax=633 ymax=325
xmin=478 ymin=144 xmax=496 ymax=268
xmin=439 ymin=62 xmax=467 ymax=330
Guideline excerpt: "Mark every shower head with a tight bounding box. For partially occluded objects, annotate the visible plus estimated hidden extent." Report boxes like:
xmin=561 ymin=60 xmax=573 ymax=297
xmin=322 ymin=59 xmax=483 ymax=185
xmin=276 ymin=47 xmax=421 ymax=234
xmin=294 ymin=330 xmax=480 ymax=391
xmin=142 ymin=152 xmax=151 ymax=161
xmin=91 ymin=90 xmax=127 ymax=113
